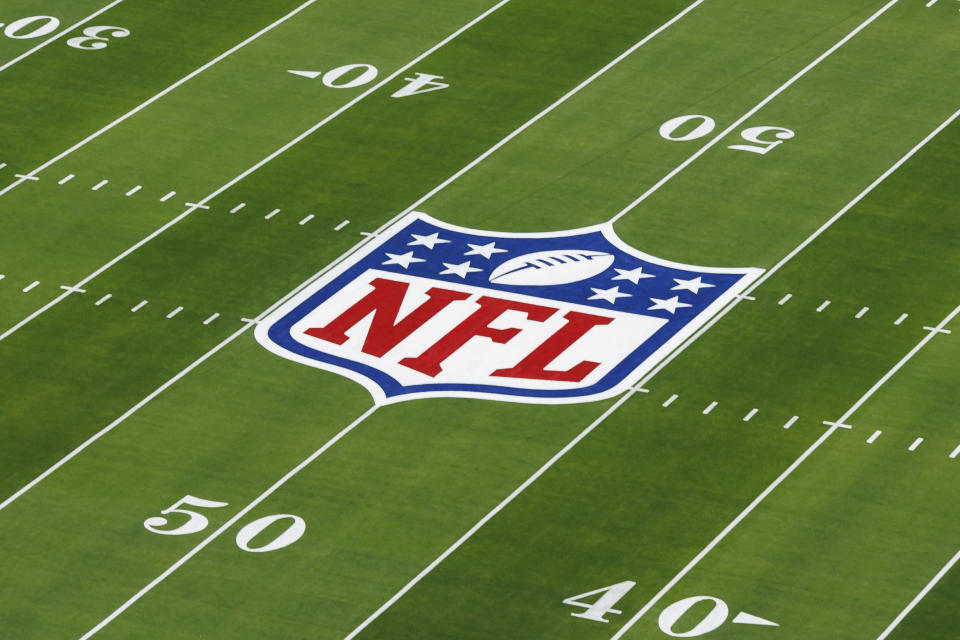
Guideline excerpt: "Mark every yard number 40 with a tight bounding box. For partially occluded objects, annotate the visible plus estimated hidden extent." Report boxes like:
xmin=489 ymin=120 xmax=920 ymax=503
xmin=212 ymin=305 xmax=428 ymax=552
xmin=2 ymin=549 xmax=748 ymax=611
xmin=660 ymin=114 xmax=796 ymax=155
xmin=143 ymin=494 xmax=306 ymax=553
xmin=564 ymin=581 xmax=779 ymax=637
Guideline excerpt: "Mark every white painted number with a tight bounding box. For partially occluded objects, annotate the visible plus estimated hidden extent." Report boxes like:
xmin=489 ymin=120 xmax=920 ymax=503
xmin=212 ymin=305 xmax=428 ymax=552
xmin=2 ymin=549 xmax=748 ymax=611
xmin=145 ymin=495 xmax=307 ymax=554
xmin=143 ymin=494 xmax=230 ymax=536
xmin=563 ymin=581 xmax=636 ymax=623
xmin=322 ymin=63 xmax=379 ymax=89
xmin=659 ymin=114 xmax=796 ymax=155
xmin=392 ymin=72 xmax=450 ymax=98
xmin=4 ymin=15 xmax=60 ymax=39
xmin=658 ymin=596 xmax=729 ymax=637
xmin=727 ymin=125 xmax=796 ymax=155
xmin=659 ymin=115 xmax=716 ymax=142
xmin=66 ymin=25 xmax=131 ymax=51
xmin=235 ymin=514 xmax=306 ymax=553
xmin=0 ymin=14 xmax=129 ymax=50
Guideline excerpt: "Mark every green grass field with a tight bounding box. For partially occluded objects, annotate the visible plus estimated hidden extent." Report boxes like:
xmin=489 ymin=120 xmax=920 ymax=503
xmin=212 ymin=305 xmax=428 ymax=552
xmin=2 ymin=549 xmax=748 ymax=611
xmin=1 ymin=0 xmax=958 ymax=637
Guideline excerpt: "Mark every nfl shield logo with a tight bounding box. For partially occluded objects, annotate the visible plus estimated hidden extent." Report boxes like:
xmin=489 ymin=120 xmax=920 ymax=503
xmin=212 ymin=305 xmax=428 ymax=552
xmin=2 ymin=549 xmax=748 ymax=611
xmin=256 ymin=212 xmax=762 ymax=404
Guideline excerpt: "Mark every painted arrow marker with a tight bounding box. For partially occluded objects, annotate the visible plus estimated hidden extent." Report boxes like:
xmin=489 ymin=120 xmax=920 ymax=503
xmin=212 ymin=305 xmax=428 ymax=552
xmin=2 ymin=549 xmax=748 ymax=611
xmin=287 ymin=69 xmax=322 ymax=79
xmin=733 ymin=611 xmax=779 ymax=627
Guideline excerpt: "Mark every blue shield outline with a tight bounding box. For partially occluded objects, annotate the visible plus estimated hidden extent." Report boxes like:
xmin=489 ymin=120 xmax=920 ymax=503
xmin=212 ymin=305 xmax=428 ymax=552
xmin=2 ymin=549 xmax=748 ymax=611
xmin=255 ymin=212 xmax=763 ymax=405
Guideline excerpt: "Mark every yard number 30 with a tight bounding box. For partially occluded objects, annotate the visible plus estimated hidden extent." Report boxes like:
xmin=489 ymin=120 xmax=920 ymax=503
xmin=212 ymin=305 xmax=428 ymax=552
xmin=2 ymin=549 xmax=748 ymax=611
xmin=144 ymin=494 xmax=306 ymax=553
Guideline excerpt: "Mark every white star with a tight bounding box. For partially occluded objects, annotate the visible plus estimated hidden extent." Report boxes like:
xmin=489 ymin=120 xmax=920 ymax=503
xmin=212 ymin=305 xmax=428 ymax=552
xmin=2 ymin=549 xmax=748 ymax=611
xmin=648 ymin=296 xmax=693 ymax=314
xmin=439 ymin=261 xmax=482 ymax=279
xmin=671 ymin=276 xmax=715 ymax=294
xmin=383 ymin=251 xmax=426 ymax=269
xmin=464 ymin=242 xmax=508 ymax=259
xmin=588 ymin=286 xmax=632 ymax=304
xmin=612 ymin=266 xmax=655 ymax=285
xmin=408 ymin=232 xmax=450 ymax=250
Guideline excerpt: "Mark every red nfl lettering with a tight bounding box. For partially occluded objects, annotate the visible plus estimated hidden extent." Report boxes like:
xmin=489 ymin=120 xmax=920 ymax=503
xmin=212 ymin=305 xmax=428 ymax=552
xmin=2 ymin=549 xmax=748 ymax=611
xmin=304 ymin=278 xmax=469 ymax=357
xmin=492 ymin=310 xmax=613 ymax=382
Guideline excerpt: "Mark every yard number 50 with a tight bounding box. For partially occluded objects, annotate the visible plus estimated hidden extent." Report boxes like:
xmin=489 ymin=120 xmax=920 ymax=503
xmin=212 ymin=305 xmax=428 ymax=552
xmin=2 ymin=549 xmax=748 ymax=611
xmin=144 ymin=494 xmax=306 ymax=553
xmin=660 ymin=114 xmax=795 ymax=155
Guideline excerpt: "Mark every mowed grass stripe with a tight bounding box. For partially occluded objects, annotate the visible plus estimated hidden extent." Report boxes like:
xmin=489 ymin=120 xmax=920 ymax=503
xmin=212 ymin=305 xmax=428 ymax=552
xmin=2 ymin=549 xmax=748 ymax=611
xmin=3 ymin=0 xmax=956 ymax=636
xmin=18 ymin=2 xmax=956 ymax=636
xmin=639 ymin=329 xmax=960 ymax=640
xmin=0 ymin=0 xmax=312 ymax=174
xmin=352 ymin=114 xmax=960 ymax=637
xmin=0 ymin=0 xmax=707 ymax=502
xmin=0 ymin=0 xmax=732 ymax=632
xmin=0 ymin=0 xmax=505 ymax=335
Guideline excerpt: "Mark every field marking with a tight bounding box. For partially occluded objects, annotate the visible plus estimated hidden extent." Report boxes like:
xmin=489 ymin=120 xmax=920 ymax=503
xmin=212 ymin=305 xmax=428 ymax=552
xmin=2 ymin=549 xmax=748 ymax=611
xmin=778 ymin=294 xmax=792 ymax=305
xmin=608 ymin=0 xmax=898 ymax=223
xmin=95 ymin=294 xmax=111 ymax=306
xmin=744 ymin=106 xmax=960 ymax=295
xmin=743 ymin=408 xmax=758 ymax=422
xmin=265 ymin=208 xmax=280 ymax=220
xmin=166 ymin=306 xmax=183 ymax=319
xmin=610 ymin=304 xmax=960 ymax=639
xmin=663 ymin=394 xmax=679 ymax=408
xmin=125 ymin=185 xmax=142 ymax=196
xmin=817 ymin=300 xmax=831 ymax=312
xmin=926 ymin=0 xmax=938 ymax=6
xmin=344 ymin=390 xmax=640 ymax=640
xmin=908 ymin=437 xmax=923 ymax=451
xmin=230 ymin=203 xmax=246 ymax=214
xmin=856 ymin=306 xmax=870 ymax=319
xmin=202 ymin=313 xmax=220 ymax=325
xmin=298 ymin=214 xmax=315 ymax=226
xmin=895 ymin=313 xmax=909 ymax=325
xmin=21 ymin=281 xmax=39 ymax=293
xmin=335 ymin=219 xmax=350 ymax=231
xmin=130 ymin=300 xmax=148 ymax=312
xmin=867 ymin=430 xmax=882 ymax=444
xmin=0 ymin=0 xmax=515 ymax=345
xmin=783 ymin=416 xmax=799 ymax=429
xmin=0 ymin=0 xmax=324 ymax=198
xmin=58 ymin=174 xmax=75 ymax=185
xmin=91 ymin=180 xmax=108 ymax=191
xmin=876 ymin=547 xmax=960 ymax=639
xmin=702 ymin=401 xmax=718 ymax=415
xmin=949 ymin=444 xmax=960 ymax=459
xmin=160 ymin=191 xmax=176 ymax=202
xmin=78 ymin=403 xmax=380 ymax=640
xmin=0 ymin=1 xmax=125 ymax=74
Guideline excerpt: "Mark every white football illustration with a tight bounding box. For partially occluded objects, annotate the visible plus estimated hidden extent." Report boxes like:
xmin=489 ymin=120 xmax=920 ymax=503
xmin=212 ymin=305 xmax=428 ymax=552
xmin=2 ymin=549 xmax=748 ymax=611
xmin=488 ymin=250 xmax=615 ymax=286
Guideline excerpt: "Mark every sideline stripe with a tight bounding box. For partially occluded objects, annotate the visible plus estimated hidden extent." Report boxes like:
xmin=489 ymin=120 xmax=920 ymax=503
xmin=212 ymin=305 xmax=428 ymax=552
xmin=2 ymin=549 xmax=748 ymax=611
xmin=609 ymin=0 xmax=899 ymax=223
xmin=0 ymin=1 xmax=125 ymax=74
xmin=876 ymin=547 xmax=960 ymax=639
xmin=610 ymin=303 xmax=960 ymax=639
xmin=0 ymin=0 xmax=514 ymax=345
xmin=77 ymin=404 xmax=379 ymax=640
xmin=0 ymin=0 xmax=321 ymax=201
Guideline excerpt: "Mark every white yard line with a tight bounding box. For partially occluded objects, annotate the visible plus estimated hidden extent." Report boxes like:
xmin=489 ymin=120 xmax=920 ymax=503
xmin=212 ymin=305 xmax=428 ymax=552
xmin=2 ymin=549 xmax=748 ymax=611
xmin=0 ymin=0 xmax=524 ymax=515
xmin=608 ymin=0 xmax=899 ymax=224
xmin=0 ymin=0 xmax=322 ymax=198
xmin=78 ymin=404 xmax=380 ymax=640
xmin=0 ymin=1 xmax=125 ymax=74
xmin=876 ymin=547 xmax=960 ymax=639
xmin=0 ymin=0 xmax=514 ymax=345
xmin=609 ymin=303 xmax=960 ymax=639
xmin=744 ymin=106 xmax=960 ymax=295
xmin=344 ymin=390 xmax=640 ymax=640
